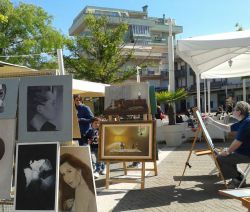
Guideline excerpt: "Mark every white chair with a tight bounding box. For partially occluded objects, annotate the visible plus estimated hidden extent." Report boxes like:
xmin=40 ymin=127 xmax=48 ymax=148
xmin=238 ymin=164 xmax=250 ymax=188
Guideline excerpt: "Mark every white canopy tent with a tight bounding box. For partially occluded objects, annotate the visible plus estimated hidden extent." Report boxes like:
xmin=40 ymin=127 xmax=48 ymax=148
xmin=0 ymin=61 xmax=109 ymax=97
xmin=177 ymin=30 xmax=250 ymax=111
xmin=72 ymin=79 xmax=109 ymax=97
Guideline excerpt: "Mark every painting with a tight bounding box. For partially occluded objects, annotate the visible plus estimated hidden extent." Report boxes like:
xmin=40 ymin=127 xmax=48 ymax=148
xmin=99 ymin=121 xmax=155 ymax=161
xmin=0 ymin=119 xmax=16 ymax=199
xmin=59 ymin=146 xmax=97 ymax=212
xmin=18 ymin=75 xmax=72 ymax=142
xmin=0 ymin=78 xmax=19 ymax=119
xmin=104 ymin=82 xmax=150 ymax=115
xmin=14 ymin=142 xmax=59 ymax=211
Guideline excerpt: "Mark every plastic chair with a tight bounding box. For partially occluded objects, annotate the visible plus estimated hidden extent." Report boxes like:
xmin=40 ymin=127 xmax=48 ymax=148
xmin=238 ymin=164 xmax=250 ymax=188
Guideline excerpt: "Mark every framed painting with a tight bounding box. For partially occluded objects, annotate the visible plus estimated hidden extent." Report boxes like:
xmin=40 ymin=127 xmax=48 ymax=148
xmin=59 ymin=146 xmax=97 ymax=212
xmin=0 ymin=119 xmax=16 ymax=199
xmin=14 ymin=142 xmax=59 ymax=211
xmin=104 ymin=82 xmax=150 ymax=115
xmin=99 ymin=121 xmax=156 ymax=161
xmin=18 ymin=75 xmax=72 ymax=142
xmin=0 ymin=78 xmax=19 ymax=119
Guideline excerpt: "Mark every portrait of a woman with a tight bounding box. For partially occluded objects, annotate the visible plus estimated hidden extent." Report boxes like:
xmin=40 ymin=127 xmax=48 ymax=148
xmin=15 ymin=143 xmax=58 ymax=211
xmin=59 ymin=153 xmax=97 ymax=212
xmin=27 ymin=86 xmax=62 ymax=132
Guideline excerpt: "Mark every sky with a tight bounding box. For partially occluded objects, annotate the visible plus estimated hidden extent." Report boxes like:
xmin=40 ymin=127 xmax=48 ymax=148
xmin=12 ymin=0 xmax=250 ymax=39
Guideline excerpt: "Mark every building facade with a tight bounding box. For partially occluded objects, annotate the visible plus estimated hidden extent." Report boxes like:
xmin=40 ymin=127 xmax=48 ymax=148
xmin=69 ymin=5 xmax=250 ymax=113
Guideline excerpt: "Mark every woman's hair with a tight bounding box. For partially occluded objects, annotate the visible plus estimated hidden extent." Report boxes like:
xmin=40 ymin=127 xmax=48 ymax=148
xmin=60 ymin=153 xmax=95 ymax=194
xmin=235 ymin=101 xmax=250 ymax=117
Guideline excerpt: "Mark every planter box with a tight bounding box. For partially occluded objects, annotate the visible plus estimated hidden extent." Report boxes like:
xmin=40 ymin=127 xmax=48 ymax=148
xmin=161 ymin=123 xmax=187 ymax=146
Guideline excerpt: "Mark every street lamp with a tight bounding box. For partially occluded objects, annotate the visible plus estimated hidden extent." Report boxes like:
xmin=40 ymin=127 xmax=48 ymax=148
xmin=167 ymin=18 xmax=175 ymax=92
xmin=136 ymin=66 xmax=141 ymax=83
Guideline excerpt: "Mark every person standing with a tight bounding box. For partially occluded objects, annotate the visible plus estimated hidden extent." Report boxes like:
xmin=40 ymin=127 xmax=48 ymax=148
xmin=206 ymin=101 xmax=250 ymax=188
xmin=86 ymin=117 xmax=106 ymax=179
xmin=74 ymin=95 xmax=94 ymax=146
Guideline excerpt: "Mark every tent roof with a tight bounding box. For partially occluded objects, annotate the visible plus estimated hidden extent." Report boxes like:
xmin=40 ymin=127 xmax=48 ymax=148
xmin=0 ymin=61 xmax=109 ymax=97
xmin=176 ymin=30 xmax=250 ymax=79
xmin=0 ymin=61 xmax=54 ymax=77
xmin=72 ymin=79 xmax=109 ymax=97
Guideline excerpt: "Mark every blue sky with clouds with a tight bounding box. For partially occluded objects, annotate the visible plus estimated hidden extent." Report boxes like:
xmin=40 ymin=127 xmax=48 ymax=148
xmin=12 ymin=0 xmax=250 ymax=39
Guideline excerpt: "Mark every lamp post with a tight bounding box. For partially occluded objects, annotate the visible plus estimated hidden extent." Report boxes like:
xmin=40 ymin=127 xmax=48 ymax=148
xmin=167 ymin=18 xmax=175 ymax=92
xmin=136 ymin=66 xmax=141 ymax=83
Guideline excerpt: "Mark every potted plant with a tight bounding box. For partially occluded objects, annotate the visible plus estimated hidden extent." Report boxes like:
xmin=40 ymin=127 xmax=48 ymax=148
xmin=155 ymin=88 xmax=188 ymax=146
xmin=156 ymin=88 xmax=187 ymax=125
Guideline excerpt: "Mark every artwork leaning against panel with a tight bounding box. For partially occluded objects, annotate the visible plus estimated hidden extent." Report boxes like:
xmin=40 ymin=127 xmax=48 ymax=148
xmin=0 ymin=119 xmax=16 ymax=199
xmin=59 ymin=146 xmax=97 ymax=212
xmin=18 ymin=75 xmax=72 ymax=142
xmin=0 ymin=78 xmax=19 ymax=119
xmin=104 ymin=82 xmax=150 ymax=115
xmin=14 ymin=142 xmax=59 ymax=212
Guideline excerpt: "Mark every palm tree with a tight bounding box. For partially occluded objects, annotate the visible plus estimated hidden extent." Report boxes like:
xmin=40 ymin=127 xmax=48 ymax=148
xmin=156 ymin=88 xmax=187 ymax=125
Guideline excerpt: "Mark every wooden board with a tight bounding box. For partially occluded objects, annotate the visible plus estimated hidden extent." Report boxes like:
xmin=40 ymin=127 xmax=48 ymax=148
xmin=219 ymin=188 xmax=250 ymax=200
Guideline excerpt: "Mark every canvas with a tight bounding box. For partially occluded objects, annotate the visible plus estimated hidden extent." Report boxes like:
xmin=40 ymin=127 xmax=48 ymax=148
xmin=104 ymin=83 xmax=150 ymax=115
xmin=194 ymin=110 xmax=215 ymax=150
xmin=14 ymin=142 xmax=59 ymax=211
xmin=18 ymin=75 xmax=72 ymax=142
xmin=59 ymin=146 xmax=97 ymax=212
xmin=0 ymin=78 xmax=19 ymax=119
xmin=0 ymin=119 xmax=16 ymax=199
xmin=99 ymin=121 xmax=155 ymax=161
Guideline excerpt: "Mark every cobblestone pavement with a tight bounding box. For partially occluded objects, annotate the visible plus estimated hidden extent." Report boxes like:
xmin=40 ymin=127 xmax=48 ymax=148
xmin=96 ymin=141 xmax=249 ymax=212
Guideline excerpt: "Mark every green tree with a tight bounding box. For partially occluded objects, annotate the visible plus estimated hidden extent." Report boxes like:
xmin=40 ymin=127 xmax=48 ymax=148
xmin=0 ymin=0 xmax=66 ymax=69
xmin=64 ymin=14 xmax=135 ymax=84
xmin=156 ymin=88 xmax=187 ymax=125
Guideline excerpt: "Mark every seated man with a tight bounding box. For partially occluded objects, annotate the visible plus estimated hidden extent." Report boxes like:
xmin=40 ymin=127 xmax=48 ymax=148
xmin=206 ymin=101 xmax=250 ymax=188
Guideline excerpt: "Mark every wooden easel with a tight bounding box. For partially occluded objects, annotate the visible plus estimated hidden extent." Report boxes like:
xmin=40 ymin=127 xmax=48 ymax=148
xmin=104 ymin=113 xmax=157 ymax=189
xmin=178 ymin=109 xmax=227 ymax=188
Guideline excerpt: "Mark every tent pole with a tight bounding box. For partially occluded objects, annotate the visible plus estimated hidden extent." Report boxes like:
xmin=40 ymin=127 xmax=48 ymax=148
xmin=243 ymin=79 xmax=246 ymax=101
xmin=207 ymin=80 xmax=211 ymax=114
xmin=204 ymin=78 xmax=207 ymax=114
xmin=196 ymin=74 xmax=201 ymax=111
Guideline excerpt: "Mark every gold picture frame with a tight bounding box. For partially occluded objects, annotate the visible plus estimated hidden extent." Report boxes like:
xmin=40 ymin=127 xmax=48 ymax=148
xmin=99 ymin=120 xmax=156 ymax=161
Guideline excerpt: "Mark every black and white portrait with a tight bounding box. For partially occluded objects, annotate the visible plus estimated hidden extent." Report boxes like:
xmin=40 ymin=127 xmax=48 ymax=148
xmin=0 ymin=78 xmax=19 ymax=119
xmin=18 ymin=75 xmax=72 ymax=142
xmin=14 ymin=142 xmax=59 ymax=211
xmin=27 ymin=86 xmax=63 ymax=132
xmin=0 ymin=119 xmax=16 ymax=199
xmin=0 ymin=137 xmax=5 ymax=160
xmin=0 ymin=83 xmax=6 ymax=113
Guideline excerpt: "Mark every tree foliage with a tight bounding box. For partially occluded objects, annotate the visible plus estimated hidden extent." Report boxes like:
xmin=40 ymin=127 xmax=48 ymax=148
xmin=0 ymin=0 xmax=66 ymax=69
xmin=64 ymin=14 xmax=135 ymax=84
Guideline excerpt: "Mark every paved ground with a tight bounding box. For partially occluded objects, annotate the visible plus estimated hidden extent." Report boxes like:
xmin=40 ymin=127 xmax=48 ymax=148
xmin=96 ymin=140 xmax=249 ymax=212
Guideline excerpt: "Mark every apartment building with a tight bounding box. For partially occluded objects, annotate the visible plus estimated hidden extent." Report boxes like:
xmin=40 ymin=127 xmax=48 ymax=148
xmin=69 ymin=5 xmax=250 ymax=113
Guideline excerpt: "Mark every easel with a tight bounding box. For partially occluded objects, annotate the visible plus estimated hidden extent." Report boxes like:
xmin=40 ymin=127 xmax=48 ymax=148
xmin=104 ymin=113 xmax=157 ymax=189
xmin=178 ymin=108 xmax=227 ymax=188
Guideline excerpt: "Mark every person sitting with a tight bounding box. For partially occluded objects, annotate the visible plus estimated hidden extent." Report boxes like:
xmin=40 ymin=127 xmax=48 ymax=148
xmin=206 ymin=101 xmax=250 ymax=188
xmin=176 ymin=114 xmax=184 ymax=123
xmin=155 ymin=105 xmax=165 ymax=120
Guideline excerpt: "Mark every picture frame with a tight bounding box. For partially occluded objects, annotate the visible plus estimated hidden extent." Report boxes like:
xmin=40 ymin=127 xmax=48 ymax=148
xmin=18 ymin=75 xmax=72 ymax=142
xmin=14 ymin=142 xmax=60 ymax=212
xmin=59 ymin=146 xmax=97 ymax=212
xmin=0 ymin=119 xmax=16 ymax=199
xmin=99 ymin=120 xmax=156 ymax=161
xmin=0 ymin=77 xmax=19 ymax=119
